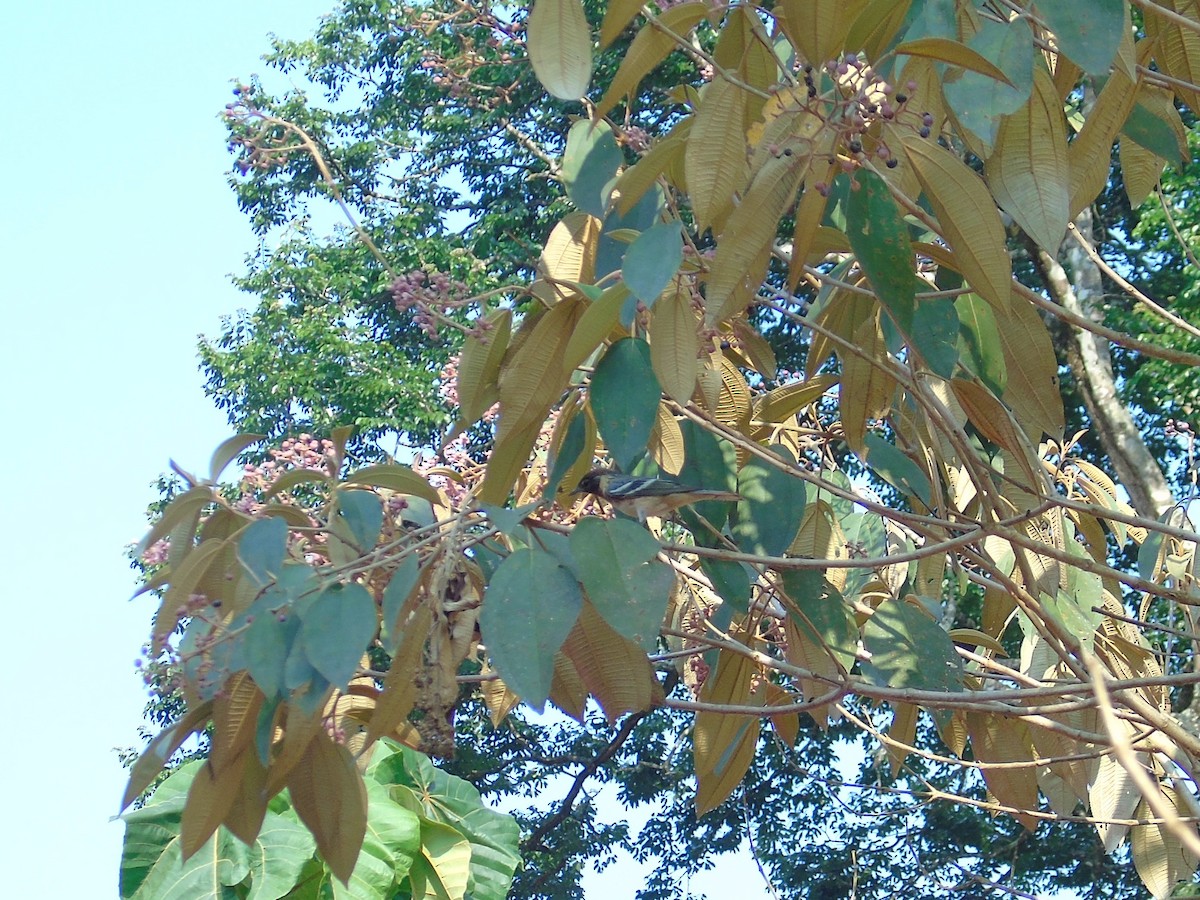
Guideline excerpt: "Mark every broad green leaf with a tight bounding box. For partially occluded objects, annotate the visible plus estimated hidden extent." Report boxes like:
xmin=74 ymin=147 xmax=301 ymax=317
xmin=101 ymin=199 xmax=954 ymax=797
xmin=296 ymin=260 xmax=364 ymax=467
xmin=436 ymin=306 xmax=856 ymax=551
xmin=545 ymin=400 xmax=593 ymax=498
xmin=780 ymin=572 xmax=858 ymax=675
xmin=862 ymin=432 xmax=933 ymax=511
xmin=343 ymin=465 xmax=439 ymax=505
xmin=527 ymin=0 xmax=592 ymax=101
xmin=733 ymin=445 xmax=806 ymax=557
xmin=244 ymin=812 xmax=318 ymax=900
xmin=381 ymin=555 xmax=422 ymax=654
xmin=479 ymin=547 xmax=583 ymax=708
xmin=1035 ymin=0 xmax=1124 ymax=75
xmin=409 ymin=820 xmax=472 ymax=900
xmin=845 ymin=168 xmax=915 ymax=333
xmin=562 ymin=120 xmax=623 ymax=218
xmin=1122 ymin=102 xmax=1185 ymax=168
xmin=700 ymin=556 xmax=753 ymax=613
xmin=623 ymin=221 xmax=682 ymax=303
xmin=590 ymin=338 xmax=662 ymax=472
xmin=209 ymin=433 xmax=265 ymax=483
xmin=120 ymin=763 xmax=252 ymax=900
xmin=955 ymin=293 xmax=1007 ymax=395
xmin=599 ymin=185 xmax=664 ymax=291
xmin=299 ymin=583 xmax=378 ymax=690
xmin=943 ymin=16 xmax=1035 ymax=153
xmin=243 ymin=612 xmax=297 ymax=699
xmin=369 ymin=740 xmax=520 ymax=900
xmin=677 ymin=419 xmax=739 ymax=531
xmin=571 ymin=517 xmax=674 ymax=650
xmin=861 ymin=598 xmax=963 ymax=694
xmin=238 ymin=516 xmax=289 ymax=589
xmin=910 ymin=296 xmax=959 ymax=378
xmin=335 ymin=489 xmax=382 ymax=551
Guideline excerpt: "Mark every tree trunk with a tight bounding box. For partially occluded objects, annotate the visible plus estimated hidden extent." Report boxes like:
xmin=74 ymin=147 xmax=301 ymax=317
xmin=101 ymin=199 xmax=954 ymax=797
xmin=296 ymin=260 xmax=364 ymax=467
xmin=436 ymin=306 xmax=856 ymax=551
xmin=1034 ymin=208 xmax=1174 ymax=518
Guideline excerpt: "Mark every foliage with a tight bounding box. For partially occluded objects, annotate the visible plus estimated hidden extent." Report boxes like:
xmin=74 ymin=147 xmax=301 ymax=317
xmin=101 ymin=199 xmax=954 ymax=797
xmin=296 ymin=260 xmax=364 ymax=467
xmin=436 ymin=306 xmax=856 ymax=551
xmin=120 ymin=738 xmax=520 ymax=899
xmin=122 ymin=0 xmax=1200 ymax=897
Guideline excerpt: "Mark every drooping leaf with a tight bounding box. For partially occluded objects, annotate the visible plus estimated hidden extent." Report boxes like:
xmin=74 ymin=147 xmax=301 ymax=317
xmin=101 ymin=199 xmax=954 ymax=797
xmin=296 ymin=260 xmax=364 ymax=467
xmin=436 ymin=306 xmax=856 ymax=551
xmin=335 ymin=489 xmax=383 ymax=552
xmin=479 ymin=547 xmax=583 ymax=708
xmin=861 ymin=598 xmax=964 ymax=696
xmin=343 ymin=465 xmax=440 ymax=505
xmin=955 ymin=293 xmax=1007 ymax=395
xmin=861 ymin=432 xmax=933 ymax=511
xmin=732 ymin=445 xmax=807 ymax=557
xmin=942 ymin=16 xmax=1035 ymax=152
xmin=561 ymin=120 xmax=623 ymax=218
xmin=623 ymin=221 xmax=683 ymax=303
xmin=590 ymin=338 xmax=662 ymax=471
xmin=1036 ymin=0 xmax=1125 ymax=76
xmin=209 ymin=433 xmax=265 ymax=483
xmin=596 ymin=3 xmax=711 ymax=117
xmin=570 ymin=517 xmax=675 ymax=650
xmin=238 ymin=516 xmax=290 ymax=589
xmin=986 ymin=65 xmax=1070 ymax=254
xmin=286 ymin=732 xmax=369 ymax=884
xmin=299 ymin=582 xmax=378 ymax=690
xmin=845 ymin=168 xmax=915 ymax=334
xmin=527 ymin=0 xmax=592 ymax=101
xmin=381 ymin=554 xmax=422 ymax=654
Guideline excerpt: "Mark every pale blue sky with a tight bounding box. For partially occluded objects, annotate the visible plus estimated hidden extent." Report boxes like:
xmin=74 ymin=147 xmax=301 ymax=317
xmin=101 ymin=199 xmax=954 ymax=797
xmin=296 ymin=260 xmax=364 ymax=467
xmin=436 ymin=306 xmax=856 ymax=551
xmin=0 ymin=4 xmax=768 ymax=897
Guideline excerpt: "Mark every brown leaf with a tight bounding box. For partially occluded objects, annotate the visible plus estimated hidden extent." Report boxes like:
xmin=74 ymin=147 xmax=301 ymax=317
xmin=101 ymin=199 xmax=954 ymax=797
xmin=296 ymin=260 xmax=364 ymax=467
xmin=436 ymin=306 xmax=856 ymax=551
xmin=287 ymin=732 xmax=369 ymax=884
xmin=562 ymin=601 xmax=664 ymax=722
xmin=181 ymin=752 xmax=248 ymax=860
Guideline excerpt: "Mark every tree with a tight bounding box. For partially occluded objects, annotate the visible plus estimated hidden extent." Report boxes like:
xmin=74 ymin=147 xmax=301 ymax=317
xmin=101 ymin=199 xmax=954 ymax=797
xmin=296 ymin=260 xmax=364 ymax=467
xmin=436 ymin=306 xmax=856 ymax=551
xmin=122 ymin=1 xmax=1200 ymax=898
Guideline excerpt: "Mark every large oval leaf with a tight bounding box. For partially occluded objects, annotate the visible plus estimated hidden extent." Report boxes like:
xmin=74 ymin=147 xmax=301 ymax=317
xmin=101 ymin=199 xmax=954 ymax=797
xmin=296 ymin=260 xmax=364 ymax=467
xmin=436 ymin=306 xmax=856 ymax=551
xmin=527 ymin=0 xmax=592 ymax=101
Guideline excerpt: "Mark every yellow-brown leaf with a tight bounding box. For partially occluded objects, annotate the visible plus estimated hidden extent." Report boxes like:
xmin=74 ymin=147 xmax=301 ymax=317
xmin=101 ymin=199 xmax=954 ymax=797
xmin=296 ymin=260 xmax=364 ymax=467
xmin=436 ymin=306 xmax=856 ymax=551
xmin=686 ymin=77 xmax=749 ymax=232
xmin=287 ymin=733 xmax=369 ymax=884
xmin=987 ymin=65 xmax=1069 ymax=254
xmin=562 ymin=601 xmax=664 ymax=721
xmin=210 ymin=671 xmax=264 ymax=777
xmin=650 ymin=285 xmax=700 ymax=402
xmin=181 ymin=753 xmax=247 ymax=860
xmin=900 ymin=133 xmax=1011 ymax=309
xmin=456 ymin=308 xmax=512 ymax=424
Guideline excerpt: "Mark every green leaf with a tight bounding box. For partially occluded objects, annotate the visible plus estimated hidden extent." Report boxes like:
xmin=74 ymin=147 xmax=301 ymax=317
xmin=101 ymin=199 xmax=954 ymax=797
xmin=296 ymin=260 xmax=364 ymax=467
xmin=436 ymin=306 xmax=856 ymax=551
xmin=590 ymin=338 xmax=662 ymax=472
xmin=861 ymin=599 xmax=964 ymax=694
xmin=780 ymin=572 xmax=858 ymax=675
xmin=120 ymin=763 xmax=252 ymax=899
xmin=733 ymin=445 xmax=807 ymax=557
xmin=483 ymin=502 xmax=540 ymax=537
xmin=562 ymin=120 xmax=623 ymax=218
xmin=209 ymin=433 xmax=265 ymax=483
xmin=238 ymin=516 xmax=289 ymax=589
xmin=545 ymin=405 xmax=589 ymax=499
xmin=1122 ymin=102 xmax=1185 ymax=168
xmin=244 ymin=812 xmax=318 ymax=900
xmin=622 ymin=221 xmax=683 ymax=303
xmin=479 ymin=547 xmax=583 ymax=708
xmin=243 ymin=612 xmax=296 ymax=699
xmin=910 ymin=297 xmax=959 ymax=378
xmin=862 ymin=433 xmax=933 ymax=511
xmin=1034 ymin=0 xmax=1124 ymax=76
xmin=336 ymin=489 xmax=383 ymax=551
xmin=299 ymin=582 xmax=378 ymax=690
xmin=700 ymin=556 xmax=753 ymax=613
xmin=677 ymin=419 xmax=739 ymax=532
xmin=845 ymin=168 xmax=915 ymax=333
xmin=368 ymin=741 xmax=520 ymax=900
xmin=942 ymin=16 xmax=1034 ymax=151
xmin=598 ymin=183 xmax=664 ymax=290
xmin=955 ymin=293 xmax=1007 ymax=395
xmin=381 ymin=555 xmax=421 ymax=654
xmin=570 ymin=517 xmax=675 ymax=650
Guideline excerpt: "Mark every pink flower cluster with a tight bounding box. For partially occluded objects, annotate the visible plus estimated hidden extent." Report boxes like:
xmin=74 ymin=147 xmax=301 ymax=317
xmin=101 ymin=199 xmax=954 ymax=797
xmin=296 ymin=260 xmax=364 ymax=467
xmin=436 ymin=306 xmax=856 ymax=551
xmin=390 ymin=270 xmax=472 ymax=338
xmin=235 ymin=434 xmax=336 ymax=515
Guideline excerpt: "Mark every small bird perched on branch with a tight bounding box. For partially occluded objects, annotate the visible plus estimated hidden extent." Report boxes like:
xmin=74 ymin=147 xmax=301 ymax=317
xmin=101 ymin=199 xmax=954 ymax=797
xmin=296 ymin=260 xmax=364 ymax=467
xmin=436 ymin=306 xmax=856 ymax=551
xmin=573 ymin=469 xmax=740 ymax=523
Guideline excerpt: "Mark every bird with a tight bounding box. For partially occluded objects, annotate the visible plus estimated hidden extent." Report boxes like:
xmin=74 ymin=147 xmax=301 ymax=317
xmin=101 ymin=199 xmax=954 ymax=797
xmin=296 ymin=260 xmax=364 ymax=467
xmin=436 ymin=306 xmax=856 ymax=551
xmin=573 ymin=468 xmax=740 ymax=523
